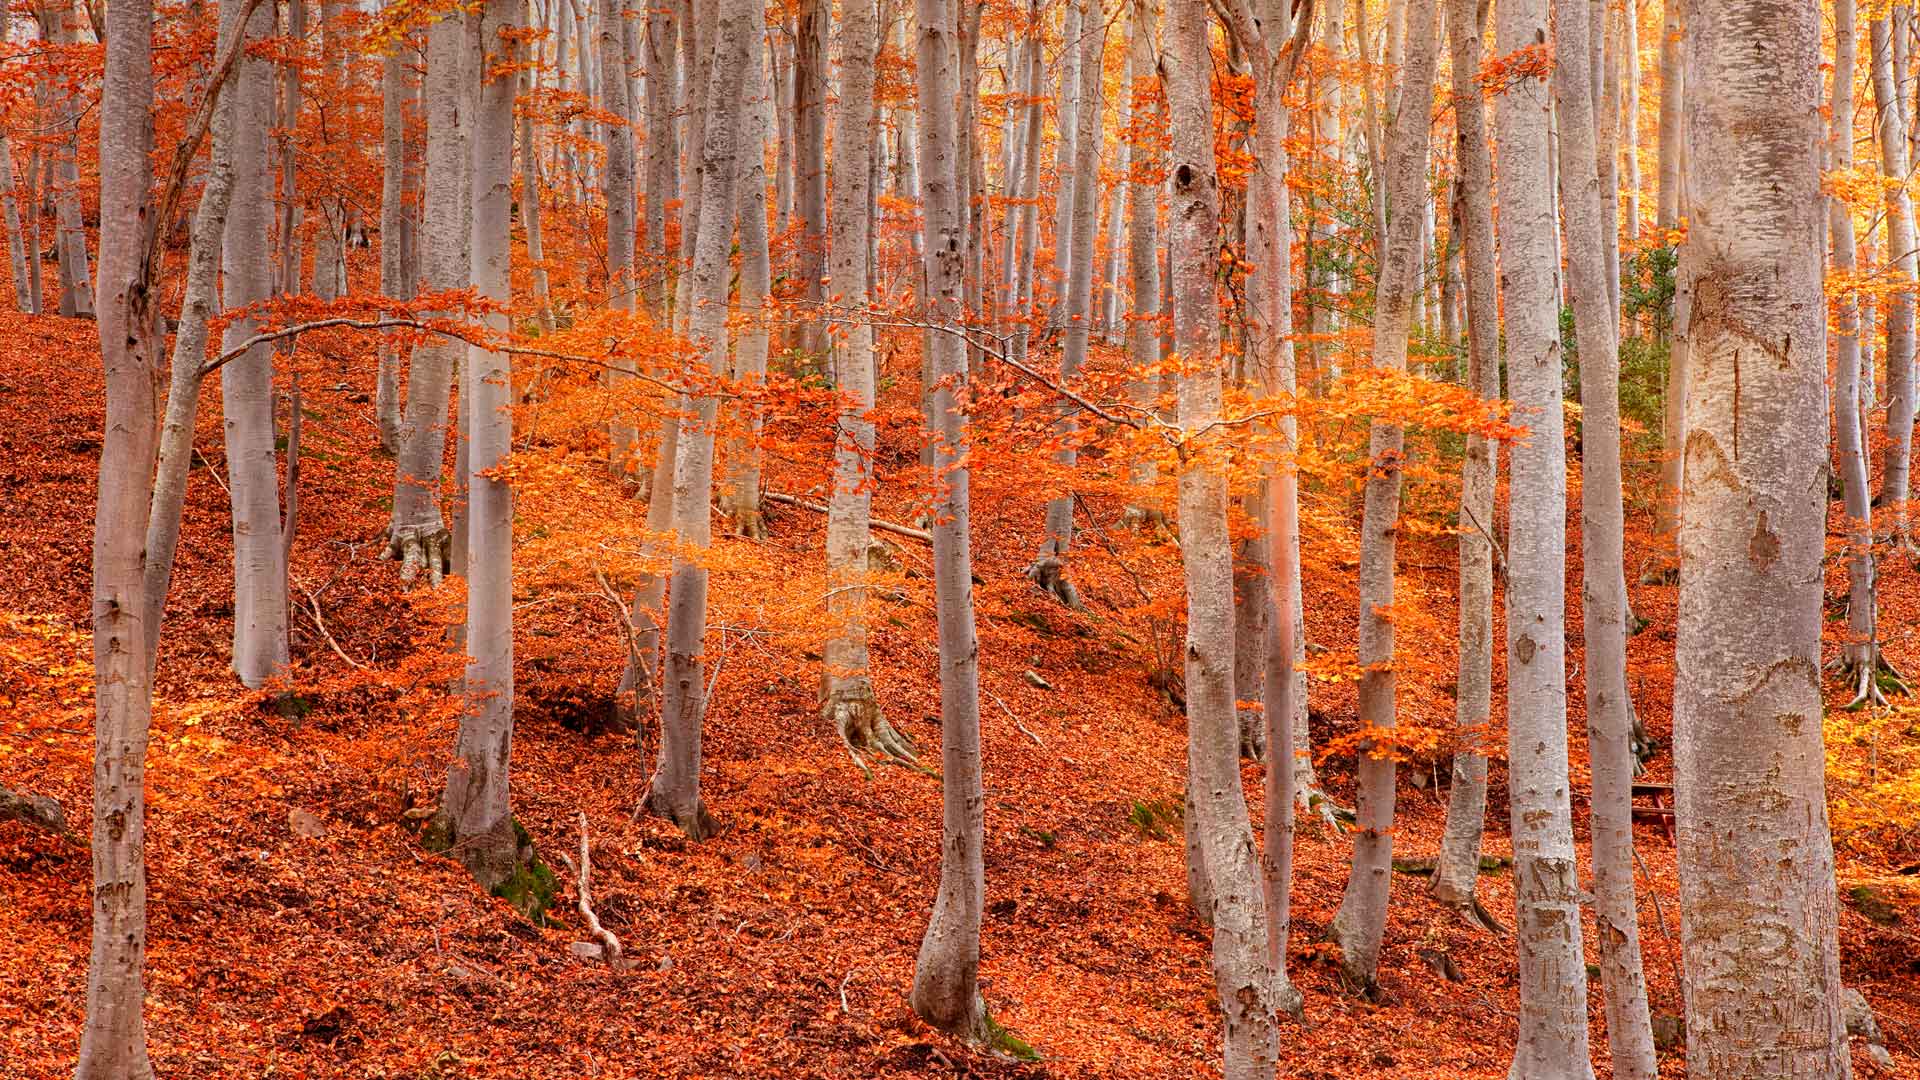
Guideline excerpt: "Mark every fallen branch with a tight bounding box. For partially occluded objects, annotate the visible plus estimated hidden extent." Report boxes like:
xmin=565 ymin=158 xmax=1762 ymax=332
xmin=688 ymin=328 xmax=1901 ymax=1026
xmin=293 ymin=576 xmax=366 ymax=671
xmin=986 ymin=688 xmax=1045 ymax=747
xmin=575 ymin=812 xmax=627 ymax=971
xmin=764 ymin=491 xmax=932 ymax=543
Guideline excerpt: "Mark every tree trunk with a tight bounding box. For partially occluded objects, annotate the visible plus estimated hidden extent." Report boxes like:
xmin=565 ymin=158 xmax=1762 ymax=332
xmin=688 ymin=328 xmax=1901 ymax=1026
xmin=1620 ymin=0 xmax=1640 ymax=243
xmin=1329 ymin=0 xmax=1437 ymax=996
xmin=0 ymin=84 xmax=28 ymax=309
xmin=521 ymin=66 xmax=553 ymax=333
xmin=434 ymin=0 xmax=543 ymax=905
xmin=906 ymin=0 xmax=1015 ymax=1053
xmin=720 ymin=39 xmax=771 ymax=539
xmin=44 ymin=2 xmax=94 ymax=319
xmin=1430 ymin=0 xmax=1498 ymax=918
xmin=386 ymin=5 xmax=469 ymax=584
xmin=1673 ymin=5 xmax=1851 ymax=1077
xmin=1048 ymin=0 xmax=1084 ymax=331
xmin=77 ymin=0 xmax=158 ymax=1072
xmin=1873 ymin=14 xmax=1918 ymax=545
xmin=1121 ymin=0 xmax=1162 ymax=517
xmin=1496 ymin=1 xmax=1595 ymax=1074
xmin=221 ymin=0 xmax=291 ymax=689
xmin=793 ymin=0 xmax=828 ymax=358
xmin=1008 ymin=12 xmax=1045 ymax=368
xmin=646 ymin=0 xmax=756 ymax=842
xmin=1651 ymin=0 xmax=1684 ymax=544
xmin=600 ymin=0 xmax=639 ymax=476
xmin=1552 ymin=2 xmax=1655 ymax=1076
xmin=377 ymin=31 xmax=415 ymax=453
xmin=1161 ymin=1 xmax=1278 ymax=1073
xmin=1030 ymin=0 xmax=1104 ymax=609
xmin=642 ymin=0 xmax=677 ymax=319
xmin=275 ymin=0 xmax=305 ymax=296
xmin=821 ymin=0 xmax=909 ymax=760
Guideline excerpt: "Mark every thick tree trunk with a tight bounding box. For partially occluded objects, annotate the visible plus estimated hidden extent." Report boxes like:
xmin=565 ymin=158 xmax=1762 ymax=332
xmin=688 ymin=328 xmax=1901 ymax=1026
xmin=1552 ymin=2 xmax=1655 ymax=1076
xmin=1873 ymin=15 xmax=1918 ymax=544
xmin=1496 ymin=1 xmax=1595 ymax=1074
xmin=1430 ymin=0 xmax=1498 ymax=917
xmin=435 ymin=0 xmax=541 ymax=903
xmin=1030 ymin=0 xmax=1105 ymax=609
xmin=646 ymin=0 xmax=756 ymax=841
xmin=386 ymin=6 xmax=469 ymax=584
xmin=221 ymin=0 xmax=291 ymax=689
xmin=1162 ymin=1 xmax=1278 ymax=1073
xmin=793 ymin=0 xmax=828 ymax=358
xmin=77 ymin=0 xmax=158 ymax=1073
xmin=1673 ymin=6 xmax=1851 ymax=1078
xmin=906 ymin=0 xmax=1014 ymax=1053
xmin=1329 ymin=0 xmax=1437 ymax=996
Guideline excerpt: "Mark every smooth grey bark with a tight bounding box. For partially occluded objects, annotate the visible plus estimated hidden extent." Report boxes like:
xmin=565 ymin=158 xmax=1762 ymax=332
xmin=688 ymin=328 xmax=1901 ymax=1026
xmin=646 ymin=0 xmax=756 ymax=841
xmin=436 ymin=0 xmax=538 ymax=895
xmin=521 ymin=65 xmax=552 ymax=333
xmin=1652 ymin=0 xmax=1684 ymax=543
xmin=642 ymin=0 xmax=677 ymax=319
xmin=1873 ymin=14 xmax=1918 ymax=544
xmin=377 ymin=31 xmax=416 ymax=453
xmin=1673 ymin=5 xmax=1851 ymax=1078
xmin=821 ymin=0 xmax=910 ymax=761
xmin=1008 ymin=13 xmax=1045 ymax=368
xmin=1496 ymin=0 xmax=1595 ymax=1074
xmin=1048 ymin=0 xmax=1084 ymax=330
xmin=77 ymin=0 xmax=157 ymax=1073
xmin=1329 ymin=0 xmax=1437 ymax=995
xmin=311 ymin=0 xmax=348 ymax=300
xmin=1030 ymin=0 xmax=1105 ymax=609
xmin=601 ymin=0 xmax=640 ymax=474
xmin=793 ymin=0 xmax=828 ymax=358
xmin=386 ymin=5 xmax=469 ymax=584
xmin=275 ymin=0 xmax=305 ymax=297
xmin=1121 ymin=0 xmax=1162 ymax=514
xmin=220 ymin=0 xmax=290 ymax=689
xmin=41 ymin=2 xmax=92 ymax=319
xmin=1619 ymin=0 xmax=1640 ymax=240
xmin=906 ymin=0 xmax=1009 ymax=1051
xmin=1833 ymin=0 xmax=1889 ymax=706
xmin=0 ymin=48 xmax=26 ymax=311
xmin=1552 ymin=2 xmax=1655 ymax=1076
xmin=1430 ymin=0 xmax=1498 ymax=918
xmin=143 ymin=13 xmax=245 ymax=679
xmin=719 ymin=41 xmax=771 ymax=540
xmin=1162 ymin=0 xmax=1277 ymax=1072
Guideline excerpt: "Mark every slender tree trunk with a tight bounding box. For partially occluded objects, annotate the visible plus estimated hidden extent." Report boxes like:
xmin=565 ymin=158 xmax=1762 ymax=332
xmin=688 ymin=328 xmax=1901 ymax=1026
xmin=646 ymin=0 xmax=756 ymax=841
xmin=907 ymin=0 xmax=1012 ymax=1051
xmin=1673 ymin=6 xmax=1852 ymax=1078
xmin=25 ymin=142 xmax=43 ymax=314
xmin=311 ymin=0 xmax=347 ymax=299
xmin=1619 ymin=0 xmax=1640 ymax=243
xmin=386 ymin=5 xmax=469 ymax=584
xmin=433 ymin=0 xmax=543 ymax=903
xmin=793 ymin=0 xmax=828 ymax=358
xmin=44 ymin=2 xmax=93 ymax=319
xmin=1009 ymin=14 xmax=1045 ymax=368
xmin=601 ymin=0 xmax=639 ymax=476
xmin=1329 ymin=0 xmax=1437 ymax=995
xmin=521 ymin=68 xmax=553 ymax=333
xmin=1496 ymin=1 xmax=1595 ymax=1074
xmin=720 ymin=40 xmax=771 ymax=539
xmin=0 ymin=110 xmax=27 ymax=309
xmin=1430 ymin=0 xmax=1499 ymax=917
xmin=1121 ymin=0 xmax=1163 ymax=519
xmin=1874 ymin=15 xmax=1919 ymax=545
xmin=1029 ymin=0 xmax=1104 ymax=608
xmin=77 ymin=0 xmax=157 ymax=1071
xmin=1048 ymin=0 xmax=1083 ymax=331
xmin=1553 ymin=3 xmax=1655 ymax=1076
xmin=821 ymin=0 xmax=909 ymax=759
xmin=1651 ymin=0 xmax=1684 ymax=543
xmin=276 ymin=0 xmax=305 ymax=296
xmin=221 ymin=0 xmax=291 ymax=689
xmin=642 ymin=0 xmax=677 ymax=320
xmin=377 ymin=29 xmax=415 ymax=453
xmin=1161 ymin=0 xmax=1278 ymax=1072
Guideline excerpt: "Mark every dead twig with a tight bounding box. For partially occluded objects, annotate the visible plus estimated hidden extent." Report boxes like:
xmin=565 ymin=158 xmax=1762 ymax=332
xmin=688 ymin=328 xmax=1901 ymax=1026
xmin=764 ymin=491 xmax=932 ymax=543
xmin=575 ymin=812 xmax=627 ymax=972
xmin=986 ymin=687 xmax=1045 ymax=747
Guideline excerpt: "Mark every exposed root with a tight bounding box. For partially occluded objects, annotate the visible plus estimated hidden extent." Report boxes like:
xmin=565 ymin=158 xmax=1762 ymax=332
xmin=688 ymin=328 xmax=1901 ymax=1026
xmin=911 ymin=989 xmax=1040 ymax=1062
xmin=822 ymin=678 xmax=918 ymax=778
xmin=1273 ymin=978 xmax=1306 ymax=1024
xmin=1842 ymin=648 xmax=1910 ymax=710
xmin=727 ymin=504 xmax=769 ymax=540
xmin=1300 ymin=788 xmax=1354 ymax=832
xmin=643 ymin=788 xmax=721 ymax=841
xmin=1428 ymin=876 xmax=1509 ymax=935
xmin=573 ymin=812 xmax=628 ymax=971
xmin=1023 ymin=555 xmax=1085 ymax=610
xmin=382 ymin=522 xmax=452 ymax=586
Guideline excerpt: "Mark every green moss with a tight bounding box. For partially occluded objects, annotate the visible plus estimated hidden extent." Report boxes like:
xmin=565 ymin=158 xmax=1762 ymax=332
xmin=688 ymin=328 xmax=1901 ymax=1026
xmin=490 ymin=855 xmax=556 ymax=925
xmin=979 ymin=1006 xmax=1040 ymax=1062
xmin=420 ymin=814 xmax=454 ymax=855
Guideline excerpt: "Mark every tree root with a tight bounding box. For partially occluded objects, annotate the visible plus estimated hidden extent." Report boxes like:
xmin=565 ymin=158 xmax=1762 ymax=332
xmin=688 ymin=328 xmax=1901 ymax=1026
xmin=1427 ymin=875 xmax=1509 ymax=935
xmin=382 ymin=522 xmax=452 ymax=586
xmin=727 ymin=504 xmax=769 ymax=541
xmin=1840 ymin=647 xmax=1911 ymax=710
xmin=572 ymin=812 xmax=628 ymax=971
xmin=643 ymin=788 xmax=721 ymax=841
xmin=822 ymin=679 xmax=918 ymax=778
xmin=1023 ymin=555 xmax=1084 ymax=610
xmin=1300 ymin=788 xmax=1354 ymax=832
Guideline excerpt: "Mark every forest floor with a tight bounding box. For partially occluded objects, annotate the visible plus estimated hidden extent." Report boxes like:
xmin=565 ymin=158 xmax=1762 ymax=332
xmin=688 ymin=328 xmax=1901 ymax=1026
xmin=3 ymin=300 xmax=1918 ymax=1079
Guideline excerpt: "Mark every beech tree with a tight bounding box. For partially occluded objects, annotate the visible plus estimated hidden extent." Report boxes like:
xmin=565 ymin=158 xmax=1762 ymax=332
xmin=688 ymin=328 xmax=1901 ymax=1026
xmin=1874 ymin=10 xmax=1918 ymax=547
xmin=1328 ymin=0 xmax=1436 ymax=994
xmin=1672 ymin=3 xmax=1851 ymax=1076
